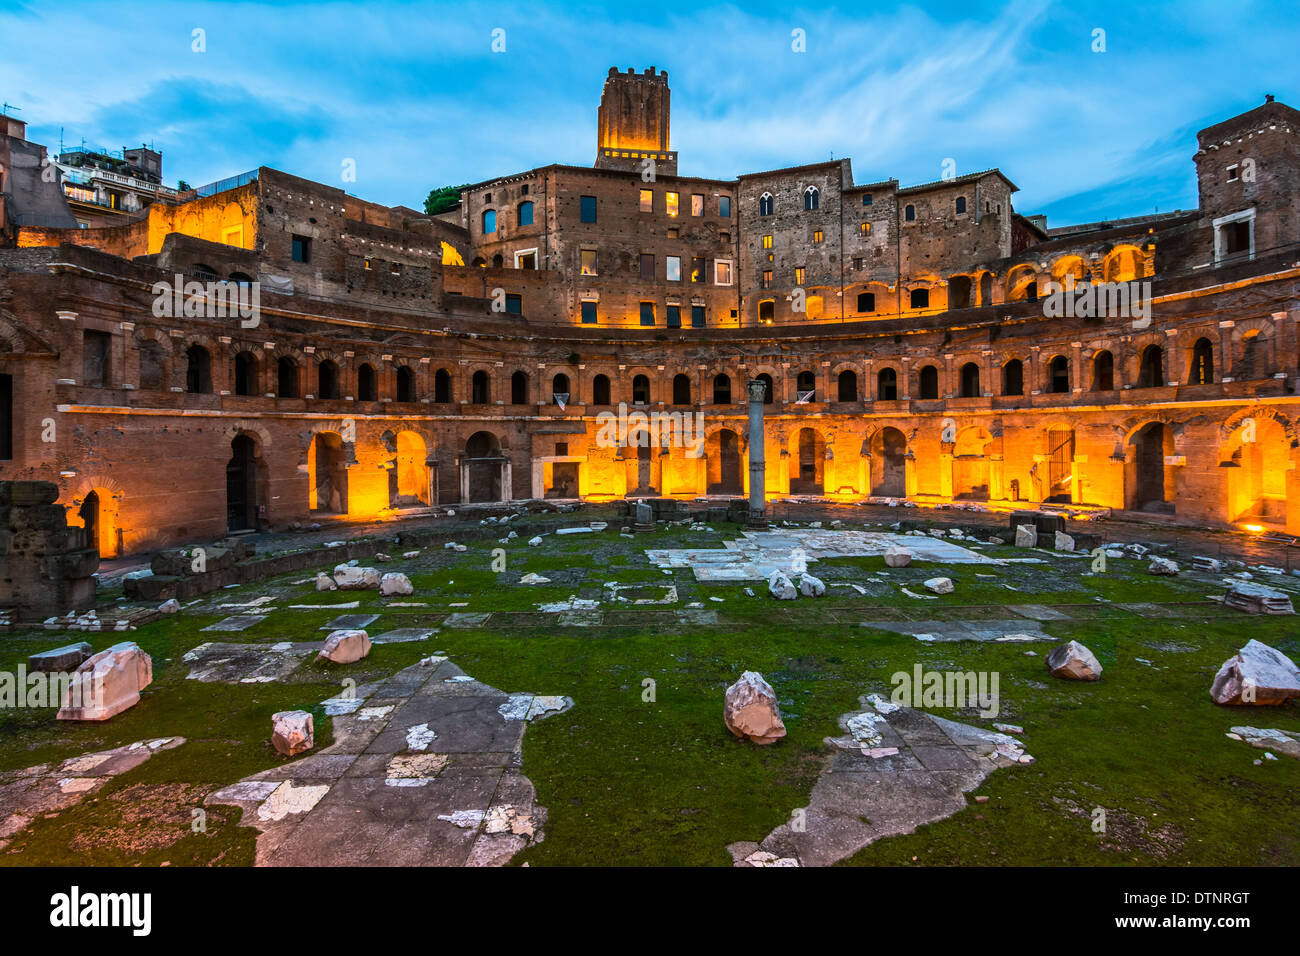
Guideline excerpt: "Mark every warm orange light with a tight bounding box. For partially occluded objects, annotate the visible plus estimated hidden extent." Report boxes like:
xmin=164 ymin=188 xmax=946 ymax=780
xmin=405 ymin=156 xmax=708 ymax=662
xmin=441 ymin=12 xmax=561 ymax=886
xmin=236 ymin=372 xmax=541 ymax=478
xmin=1243 ymin=523 xmax=1264 ymax=533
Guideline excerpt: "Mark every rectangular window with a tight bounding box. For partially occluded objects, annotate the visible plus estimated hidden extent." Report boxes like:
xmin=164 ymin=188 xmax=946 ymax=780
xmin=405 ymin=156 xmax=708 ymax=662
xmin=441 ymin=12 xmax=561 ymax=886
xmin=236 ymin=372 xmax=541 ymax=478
xmin=691 ymin=305 xmax=705 ymax=328
xmin=719 ymin=196 xmax=731 ymax=218
xmin=666 ymin=305 xmax=681 ymax=328
xmin=667 ymin=227 xmax=679 ymax=239
xmin=505 ymin=293 xmax=522 ymax=314
xmin=639 ymin=301 xmax=656 ymax=326
xmin=862 ymin=195 xmax=873 ymax=205
xmin=639 ymin=253 xmax=655 ymax=280
xmin=639 ymin=189 xmax=653 ymax=212
xmin=715 ymin=260 xmax=733 ymax=285
xmin=812 ymin=229 xmax=824 ymax=244
xmin=666 ymin=255 xmax=681 ymax=281
xmin=857 ymin=291 xmax=876 ymax=312
xmin=860 ymin=222 xmax=870 ymax=236
xmin=794 ymin=266 xmax=806 ymax=286
xmin=580 ymin=300 xmax=598 ymax=324
xmin=292 ymin=235 xmax=311 ymax=262
xmin=82 ymin=330 xmax=111 ymax=387
xmin=515 ymin=250 xmax=537 ymax=270
xmin=666 ymin=191 xmax=679 ymax=217
xmin=0 ymin=373 xmax=11 ymax=460
xmin=691 ymin=257 xmax=705 ymax=283
xmin=580 ymin=195 xmax=597 ymax=223
xmin=761 ymin=269 xmax=773 ymax=289
xmin=580 ymin=249 xmax=598 ymax=276
xmin=518 ymin=202 xmax=534 ymax=226
xmin=762 ymin=234 xmax=773 ymax=249
xmin=555 ymin=441 xmax=568 ymax=456
xmin=691 ymin=194 xmax=703 ymax=216
xmin=1227 ymin=165 xmax=1239 ymax=182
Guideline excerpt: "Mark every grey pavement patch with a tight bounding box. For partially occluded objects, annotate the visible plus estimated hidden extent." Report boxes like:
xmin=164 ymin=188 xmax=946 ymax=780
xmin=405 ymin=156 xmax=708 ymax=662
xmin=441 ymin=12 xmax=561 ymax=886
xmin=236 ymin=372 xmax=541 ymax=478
xmin=1007 ymin=604 xmax=1073 ymax=621
xmin=320 ymin=614 xmax=380 ymax=631
xmin=371 ymin=628 xmax=435 ymax=645
xmin=207 ymin=657 xmax=567 ymax=866
xmin=182 ymin=641 xmax=320 ymax=682
xmin=202 ymin=614 xmax=267 ymax=632
xmin=857 ymin=620 xmax=1051 ymax=642
xmin=443 ymin=613 xmax=490 ymax=628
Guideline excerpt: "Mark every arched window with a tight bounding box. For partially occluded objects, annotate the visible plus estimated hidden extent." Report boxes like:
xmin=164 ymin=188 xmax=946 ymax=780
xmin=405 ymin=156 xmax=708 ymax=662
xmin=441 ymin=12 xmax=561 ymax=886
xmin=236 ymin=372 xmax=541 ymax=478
xmin=434 ymin=368 xmax=451 ymax=403
xmin=1138 ymin=345 xmax=1164 ymax=388
xmin=512 ymin=370 xmax=529 ymax=405
xmin=185 ymin=345 xmax=211 ymax=394
xmin=1190 ymin=338 xmax=1214 ymax=385
xmin=396 ymin=366 xmax=416 ymax=402
xmin=904 ymin=204 xmax=916 ymax=222
xmin=955 ymin=196 xmax=967 ymax=215
xmin=517 ymin=201 xmax=534 ymax=227
xmin=1048 ymin=355 xmax=1070 ymax=393
xmin=357 ymin=363 xmax=377 ymax=401
xmin=918 ymin=365 xmax=939 ymax=399
xmin=713 ymin=373 xmax=731 ymax=404
xmin=837 ymin=370 xmax=858 ymax=402
xmin=551 ymin=373 xmax=570 ymax=404
xmin=757 ymin=373 xmax=774 ymax=404
xmin=910 ymin=288 xmax=930 ymax=309
xmin=759 ymin=193 xmax=774 ymax=216
xmin=276 ymin=356 xmax=297 ymax=398
xmin=233 ymin=351 xmax=256 ymax=396
xmin=482 ymin=209 xmax=497 ymax=234
xmin=1092 ymin=351 xmax=1114 ymax=391
xmin=758 ymin=299 xmax=775 ymax=323
xmin=492 ymin=253 xmax=504 ymax=268
xmin=471 ymin=369 xmax=490 ymax=404
xmin=632 ymin=374 xmax=650 ymax=405
xmin=877 ymin=367 xmax=898 ymax=401
xmin=959 ymin=362 xmax=980 ymax=398
xmin=229 ymin=271 xmax=254 ymax=285
xmin=592 ymin=374 xmax=611 ymax=406
xmin=1003 ymin=359 xmax=1024 ymax=396
xmin=672 ymin=374 xmax=691 ymax=405
xmin=804 ymin=186 xmax=819 ymax=211
xmin=317 ymin=360 xmax=339 ymax=399
xmin=796 ymin=370 xmax=816 ymax=402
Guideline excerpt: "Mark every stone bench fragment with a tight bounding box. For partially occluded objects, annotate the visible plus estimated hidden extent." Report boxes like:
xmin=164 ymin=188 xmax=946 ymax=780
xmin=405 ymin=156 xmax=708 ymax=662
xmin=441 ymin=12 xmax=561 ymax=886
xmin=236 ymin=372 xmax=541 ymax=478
xmin=332 ymin=565 xmax=381 ymax=589
xmin=318 ymin=629 xmax=372 ymax=664
xmin=1211 ymin=639 xmax=1300 ymax=705
xmin=379 ymin=572 xmax=413 ymax=596
xmin=271 ymin=710 xmax=314 ymax=756
xmin=1224 ymin=581 xmax=1295 ymax=615
xmin=724 ymin=671 xmax=786 ymax=745
xmin=56 ymin=642 xmax=153 ymax=720
xmin=924 ymin=577 xmax=954 ymax=595
xmin=1046 ymin=640 xmax=1102 ymax=681
xmin=1148 ymin=556 xmax=1179 ymax=576
xmin=29 ymin=641 xmax=93 ymax=673
xmin=883 ymin=546 xmax=912 ymax=568
xmin=1015 ymin=524 xmax=1037 ymax=547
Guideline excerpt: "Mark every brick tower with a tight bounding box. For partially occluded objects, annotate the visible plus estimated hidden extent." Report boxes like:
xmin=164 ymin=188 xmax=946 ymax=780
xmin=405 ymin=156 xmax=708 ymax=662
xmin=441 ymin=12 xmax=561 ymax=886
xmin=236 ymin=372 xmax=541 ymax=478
xmin=594 ymin=66 xmax=677 ymax=176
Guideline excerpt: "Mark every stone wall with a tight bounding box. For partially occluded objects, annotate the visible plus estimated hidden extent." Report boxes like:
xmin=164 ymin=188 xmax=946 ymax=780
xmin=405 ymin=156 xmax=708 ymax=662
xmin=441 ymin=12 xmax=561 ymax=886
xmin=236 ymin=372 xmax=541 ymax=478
xmin=0 ymin=480 xmax=97 ymax=622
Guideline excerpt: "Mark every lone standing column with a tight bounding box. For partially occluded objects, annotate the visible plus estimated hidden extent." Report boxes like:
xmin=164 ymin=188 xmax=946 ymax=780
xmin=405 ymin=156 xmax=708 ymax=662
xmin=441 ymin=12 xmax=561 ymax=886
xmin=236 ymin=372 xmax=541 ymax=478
xmin=746 ymin=379 xmax=768 ymax=528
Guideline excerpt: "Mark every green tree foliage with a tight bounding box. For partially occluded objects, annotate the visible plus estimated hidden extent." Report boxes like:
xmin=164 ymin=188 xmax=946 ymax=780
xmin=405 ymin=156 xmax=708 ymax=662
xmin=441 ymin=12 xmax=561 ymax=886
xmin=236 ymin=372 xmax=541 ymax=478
xmin=424 ymin=184 xmax=467 ymax=216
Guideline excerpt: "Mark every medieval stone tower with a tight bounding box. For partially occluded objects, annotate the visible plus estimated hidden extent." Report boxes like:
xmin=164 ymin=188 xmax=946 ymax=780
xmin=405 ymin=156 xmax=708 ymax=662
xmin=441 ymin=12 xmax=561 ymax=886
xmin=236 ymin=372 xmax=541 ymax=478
xmin=594 ymin=66 xmax=677 ymax=176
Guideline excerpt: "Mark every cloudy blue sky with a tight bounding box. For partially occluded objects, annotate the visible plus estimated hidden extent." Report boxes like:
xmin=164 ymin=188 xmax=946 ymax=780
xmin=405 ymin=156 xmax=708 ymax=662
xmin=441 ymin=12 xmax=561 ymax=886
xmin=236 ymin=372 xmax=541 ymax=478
xmin=1 ymin=0 xmax=1295 ymax=226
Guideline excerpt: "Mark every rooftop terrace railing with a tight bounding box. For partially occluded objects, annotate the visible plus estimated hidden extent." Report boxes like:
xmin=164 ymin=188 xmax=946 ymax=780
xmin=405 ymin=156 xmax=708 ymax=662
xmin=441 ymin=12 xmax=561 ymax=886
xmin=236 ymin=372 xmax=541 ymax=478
xmin=192 ymin=169 xmax=258 ymax=198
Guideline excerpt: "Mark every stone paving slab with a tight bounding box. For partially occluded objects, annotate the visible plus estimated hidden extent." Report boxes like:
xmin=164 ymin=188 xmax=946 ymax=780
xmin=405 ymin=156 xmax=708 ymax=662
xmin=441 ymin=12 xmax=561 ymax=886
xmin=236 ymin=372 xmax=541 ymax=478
xmin=370 ymin=628 xmax=435 ymax=645
xmin=320 ymin=613 xmax=380 ymax=631
xmin=202 ymin=614 xmax=267 ymax=632
xmin=183 ymin=641 xmax=321 ymax=682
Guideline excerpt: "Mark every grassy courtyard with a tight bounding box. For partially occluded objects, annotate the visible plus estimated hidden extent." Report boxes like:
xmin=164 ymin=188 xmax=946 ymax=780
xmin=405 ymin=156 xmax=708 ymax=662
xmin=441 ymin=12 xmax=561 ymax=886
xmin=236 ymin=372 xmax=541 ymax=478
xmin=2 ymin=511 xmax=1298 ymax=866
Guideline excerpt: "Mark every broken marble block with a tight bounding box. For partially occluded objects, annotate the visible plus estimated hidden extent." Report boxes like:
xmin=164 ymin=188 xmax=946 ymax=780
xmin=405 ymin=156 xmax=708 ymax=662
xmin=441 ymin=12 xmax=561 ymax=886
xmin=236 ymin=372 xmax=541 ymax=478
xmin=318 ymin=629 xmax=372 ymax=664
xmin=379 ymin=572 xmax=414 ymax=596
xmin=768 ymin=569 xmax=797 ymax=600
xmin=724 ymin=671 xmax=786 ymax=745
xmin=924 ymin=576 xmax=954 ymax=595
xmin=1210 ymin=639 xmax=1300 ymax=705
xmin=1148 ymin=556 xmax=1179 ymax=576
xmin=333 ymin=565 xmax=382 ymax=590
xmin=56 ymin=642 xmax=154 ymax=721
xmin=1193 ymin=556 xmax=1223 ymax=573
xmin=528 ymin=536 xmax=543 ymax=547
xmin=1230 ymin=726 xmax=1300 ymax=760
xmin=158 ymin=598 xmax=180 ymax=614
xmin=1224 ymin=581 xmax=1295 ymax=615
xmin=1054 ymin=531 xmax=1075 ymax=552
xmin=1045 ymin=640 xmax=1102 ymax=681
xmin=316 ymin=573 xmax=337 ymax=591
xmin=29 ymin=641 xmax=93 ymax=673
xmin=271 ymin=710 xmax=315 ymax=756
xmin=883 ymin=546 xmax=912 ymax=568
xmin=798 ymin=573 xmax=826 ymax=598
xmin=1015 ymin=524 xmax=1037 ymax=547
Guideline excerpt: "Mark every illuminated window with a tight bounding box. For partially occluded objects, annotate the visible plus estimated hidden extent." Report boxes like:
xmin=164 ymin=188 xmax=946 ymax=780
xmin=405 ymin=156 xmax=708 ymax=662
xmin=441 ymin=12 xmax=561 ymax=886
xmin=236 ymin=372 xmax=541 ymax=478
xmin=714 ymin=260 xmax=733 ymax=286
xmin=719 ymin=196 xmax=731 ymax=217
xmin=580 ymin=249 xmax=598 ymax=276
xmin=514 ymin=250 xmax=537 ymax=270
xmin=666 ymin=192 xmax=679 ymax=217
xmin=762 ymin=234 xmax=773 ymax=249
xmin=481 ymin=210 xmax=496 ymax=234
xmin=580 ymin=196 xmax=597 ymax=222
xmin=364 ymin=259 xmax=372 ymax=270
xmin=691 ymin=257 xmax=705 ymax=283
xmin=667 ymin=228 xmax=679 ymax=239
xmin=860 ymin=222 xmax=870 ymax=236
xmin=812 ymin=229 xmax=824 ymax=244
xmin=804 ymin=186 xmax=819 ymax=211
xmin=580 ymin=300 xmax=598 ymax=324
xmin=640 ymin=189 xmax=653 ymax=212
xmin=666 ymin=256 xmax=681 ymax=282
xmin=794 ymin=266 xmax=806 ymax=286
xmin=639 ymin=253 xmax=655 ymax=280
xmin=691 ymin=194 xmax=703 ymax=216
xmin=761 ymin=269 xmax=773 ymax=289
xmin=758 ymin=300 xmax=775 ymax=323
xmin=759 ymin=193 xmax=774 ymax=216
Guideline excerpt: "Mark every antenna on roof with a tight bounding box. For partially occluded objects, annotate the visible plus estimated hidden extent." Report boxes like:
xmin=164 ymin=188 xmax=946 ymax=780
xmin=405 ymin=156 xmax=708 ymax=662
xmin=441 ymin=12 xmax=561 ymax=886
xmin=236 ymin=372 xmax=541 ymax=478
xmin=0 ymin=102 xmax=22 ymax=117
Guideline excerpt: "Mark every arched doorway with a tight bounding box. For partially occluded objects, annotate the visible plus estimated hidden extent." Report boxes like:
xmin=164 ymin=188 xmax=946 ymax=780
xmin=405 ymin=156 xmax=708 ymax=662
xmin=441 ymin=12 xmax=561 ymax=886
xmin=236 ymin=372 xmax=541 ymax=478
xmin=309 ymin=431 xmax=349 ymax=513
xmin=707 ymin=429 xmax=743 ymax=494
xmin=464 ymin=431 xmax=505 ymax=502
xmin=1226 ymin=416 xmax=1289 ymax=527
xmin=871 ymin=427 xmax=906 ymax=497
xmin=75 ymin=487 xmax=119 ymax=558
xmin=1130 ymin=423 xmax=1174 ymax=513
xmin=391 ymin=431 xmax=431 ymax=507
xmin=79 ymin=491 xmax=100 ymax=555
xmin=952 ymin=427 xmax=991 ymax=501
xmin=226 ymin=434 xmax=259 ymax=531
xmin=791 ymin=427 xmax=825 ymax=494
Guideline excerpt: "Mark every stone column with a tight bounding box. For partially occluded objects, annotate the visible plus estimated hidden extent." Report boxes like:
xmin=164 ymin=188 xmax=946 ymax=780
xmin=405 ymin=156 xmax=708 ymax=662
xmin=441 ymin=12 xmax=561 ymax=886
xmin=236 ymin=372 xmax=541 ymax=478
xmin=746 ymin=379 xmax=767 ymax=527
